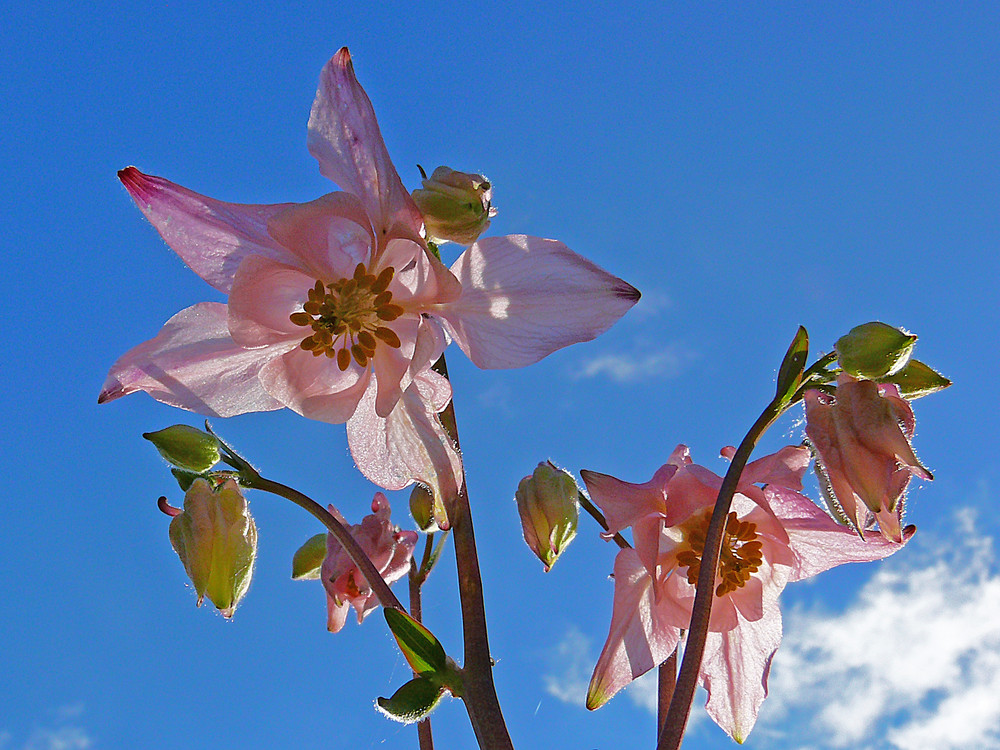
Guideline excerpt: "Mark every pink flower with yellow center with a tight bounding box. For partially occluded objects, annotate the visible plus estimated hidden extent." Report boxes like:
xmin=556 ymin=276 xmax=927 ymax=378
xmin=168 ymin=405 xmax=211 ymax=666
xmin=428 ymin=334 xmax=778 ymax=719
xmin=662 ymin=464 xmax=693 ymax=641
xmin=99 ymin=49 xmax=639 ymax=505
xmin=581 ymin=444 xmax=912 ymax=742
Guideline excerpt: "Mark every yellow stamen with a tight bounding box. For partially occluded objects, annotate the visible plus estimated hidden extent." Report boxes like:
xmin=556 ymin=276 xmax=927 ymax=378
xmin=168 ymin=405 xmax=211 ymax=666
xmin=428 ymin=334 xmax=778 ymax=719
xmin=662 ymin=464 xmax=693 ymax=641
xmin=674 ymin=510 xmax=763 ymax=598
xmin=288 ymin=264 xmax=404 ymax=365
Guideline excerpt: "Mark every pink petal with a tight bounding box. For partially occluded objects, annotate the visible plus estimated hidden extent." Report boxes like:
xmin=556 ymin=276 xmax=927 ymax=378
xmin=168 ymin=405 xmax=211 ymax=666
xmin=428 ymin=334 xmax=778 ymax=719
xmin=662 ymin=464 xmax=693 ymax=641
xmin=764 ymin=486 xmax=912 ymax=581
xmin=587 ymin=549 xmax=681 ymax=710
xmin=437 ymin=235 xmax=640 ymax=369
xmin=371 ymin=314 xmax=420 ymax=418
xmin=228 ymin=256 xmax=315 ymax=347
xmin=99 ymin=302 xmax=285 ymax=417
xmin=700 ymin=606 xmax=783 ymax=743
xmin=326 ymin=593 xmax=351 ymax=633
xmin=346 ymin=369 xmax=463 ymax=522
xmin=579 ymin=464 xmax=675 ymax=537
xmin=738 ymin=445 xmax=811 ymax=490
xmin=307 ymin=48 xmax=423 ymax=242
xmin=258 ymin=347 xmax=371 ymax=424
xmin=118 ymin=167 xmax=298 ymax=294
xmin=266 ymin=193 xmax=376 ymax=280
xmin=378 ymin=237 xmax=462 ymax=307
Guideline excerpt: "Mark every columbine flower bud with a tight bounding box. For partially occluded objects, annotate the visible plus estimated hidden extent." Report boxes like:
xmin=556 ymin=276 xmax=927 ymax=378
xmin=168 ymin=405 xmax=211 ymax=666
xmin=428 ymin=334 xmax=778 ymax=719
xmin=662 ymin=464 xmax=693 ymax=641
xmin=143 ymin=425 xmax=221 ymax=473
xmin=409 ymin=484 xmax=439 ymax=533
xmin=167 ymin=478 xmax=257 ymax=617
xmin=411 ymin=166 xmax=497 ymax=245
xmin=515 ymin=462 xmax=579 ymax=571
xmin=835 ymin=322 xmax=916 ymax=379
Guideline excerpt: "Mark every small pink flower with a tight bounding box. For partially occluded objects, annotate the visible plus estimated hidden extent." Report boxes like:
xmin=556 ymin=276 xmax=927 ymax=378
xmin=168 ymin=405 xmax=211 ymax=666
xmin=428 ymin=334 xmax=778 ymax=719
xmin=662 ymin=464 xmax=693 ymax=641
xmin=805 ymin=373 xmax=932 ymax=542
xmin=581 ymin=446 xmax=911 ymax=742
xmin=100 ymin=48 xmax=638 ymax=507
xmin=322 ymin=493 xmax=418 ymax=633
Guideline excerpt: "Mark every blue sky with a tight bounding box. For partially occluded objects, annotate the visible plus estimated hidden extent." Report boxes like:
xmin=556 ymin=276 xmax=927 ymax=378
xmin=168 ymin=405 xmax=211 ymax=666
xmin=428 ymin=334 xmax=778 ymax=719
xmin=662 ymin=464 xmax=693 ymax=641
xmin=1 ymin=3 xmax=998 ymax=749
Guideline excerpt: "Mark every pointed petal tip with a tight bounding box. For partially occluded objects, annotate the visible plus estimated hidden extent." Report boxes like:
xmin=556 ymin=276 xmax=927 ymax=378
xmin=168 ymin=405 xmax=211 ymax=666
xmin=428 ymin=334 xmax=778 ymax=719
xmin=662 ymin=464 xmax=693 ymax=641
xmin=903 ymin=524 xmax=917 ymax=540
xmin=117 ymin=166 xmax=153 ymax=203
xmin=97 ymin=382 xmax=124 ymax=404
xmin=620 ymin=281 xmax=641 ymax=303
xmin=334 ymin=47 xmax=352 ymax=65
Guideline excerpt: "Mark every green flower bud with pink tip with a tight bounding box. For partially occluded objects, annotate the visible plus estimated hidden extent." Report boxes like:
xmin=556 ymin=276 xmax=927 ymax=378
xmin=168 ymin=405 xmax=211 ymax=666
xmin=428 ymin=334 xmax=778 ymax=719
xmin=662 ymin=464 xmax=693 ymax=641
xmin=835 ymin=322 xmax=916 ymax=379
xmin=412 ymin=166 xmax=497 ymax=245
xmin=167 ymin=478 xmax=257 ymax=618
xmin=515 ymin=462 xmax=579 ymax=572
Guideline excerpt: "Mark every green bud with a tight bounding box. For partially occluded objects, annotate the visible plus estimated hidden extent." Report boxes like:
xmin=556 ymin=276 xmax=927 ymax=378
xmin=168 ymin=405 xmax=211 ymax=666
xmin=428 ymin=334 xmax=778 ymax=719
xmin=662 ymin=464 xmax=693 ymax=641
xmin=515 ymin=462 xmax=579 ymax=572
xmin=168 ymin=478 xmax=257 ymax=617
xmin=412 ymin=166 xmax=497 ymax=245
xmin=144 ymin=425 xmax=221 ymax=473
xmin=835 ymin=322 xmax=916 ymax=379
xmin=291 ymin=533 xmax=327 ymax=580
xmin=409 ymin=485 xmax=440 ymax=533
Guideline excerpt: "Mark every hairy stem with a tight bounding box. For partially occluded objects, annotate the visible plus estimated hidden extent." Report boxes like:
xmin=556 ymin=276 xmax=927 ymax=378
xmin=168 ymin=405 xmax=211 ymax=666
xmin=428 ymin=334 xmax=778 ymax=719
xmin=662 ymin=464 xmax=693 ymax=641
xmin=434 ymin=356 xmax=514 ymax=750
xmin=657 ymin=399 xmax=783 ymax=750
xmin=245 ymin=475 xmax=404 ymax=613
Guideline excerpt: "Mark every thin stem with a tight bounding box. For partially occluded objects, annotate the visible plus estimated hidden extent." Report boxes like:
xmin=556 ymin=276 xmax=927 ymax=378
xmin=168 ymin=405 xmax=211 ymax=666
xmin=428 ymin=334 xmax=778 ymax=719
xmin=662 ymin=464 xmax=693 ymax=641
xmin=577 ymin=490 xmax=632 ymax=550
xmin=408 ymin=538 xmax=435 ymax=750
xmin=433 ymin=356 xmax=514 ymax=750
xmin=657 ymin=645 xmax=679 ymax=737
xmin=657 ymin=399 xmax=784 ymax=750
xmin=245 ymin=474 xmax=404 ymax=613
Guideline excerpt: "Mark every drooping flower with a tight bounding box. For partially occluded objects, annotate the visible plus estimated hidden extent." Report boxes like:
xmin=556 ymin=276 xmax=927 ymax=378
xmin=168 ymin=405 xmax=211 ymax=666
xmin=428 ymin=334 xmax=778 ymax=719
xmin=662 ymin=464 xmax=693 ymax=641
xmin=804 ymin=373 xmax=932 ymax=542
xmin=322 ymin=493 xmax=418 ymax=633
xmin=581 ymin=445 xmax=912 ymax=742
xmin=163 ymin=478 xmax=257 ymax=618
xmin=515 ymin=461 xmax=580 ymax=571
xmin=100 ymin=48 xmax=639 ymax=510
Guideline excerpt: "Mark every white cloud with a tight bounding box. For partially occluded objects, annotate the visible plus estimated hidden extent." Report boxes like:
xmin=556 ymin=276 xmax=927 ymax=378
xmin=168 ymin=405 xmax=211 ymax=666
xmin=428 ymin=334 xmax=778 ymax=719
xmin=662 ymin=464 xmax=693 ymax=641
xmin=762 ymin=510 xmax=1000 ymax=749
xmin=22 ymin=728 xmax=91 ymax=750
xmin=573 ymin=345 xmax=696 ymax=383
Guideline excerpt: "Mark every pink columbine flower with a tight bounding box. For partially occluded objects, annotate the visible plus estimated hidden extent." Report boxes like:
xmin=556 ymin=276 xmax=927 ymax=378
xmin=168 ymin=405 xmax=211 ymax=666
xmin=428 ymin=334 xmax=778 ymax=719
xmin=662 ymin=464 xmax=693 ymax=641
xmin=581 ymin=445 xmax=912 ymax=742
xmin=322 ymin=492 xmax=418 ymax=633
xmin=99 ymin=48 xmax=639 ymax=509
xmin=804 ymin=373 xmax=932 ymax=542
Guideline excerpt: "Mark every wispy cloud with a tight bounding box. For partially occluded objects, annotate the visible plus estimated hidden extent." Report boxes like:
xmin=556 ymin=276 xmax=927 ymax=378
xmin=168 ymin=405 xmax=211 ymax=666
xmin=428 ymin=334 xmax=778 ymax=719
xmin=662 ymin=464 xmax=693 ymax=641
xmin=573 ymin=345 xmax=697 ymax=384
xmin=627 ymin=288 xmax=672 ymax=321
xmin=762 ymin=509 xmax=1000 ymax=749
xmin=2 ymin=705 xmax=92 ymax=750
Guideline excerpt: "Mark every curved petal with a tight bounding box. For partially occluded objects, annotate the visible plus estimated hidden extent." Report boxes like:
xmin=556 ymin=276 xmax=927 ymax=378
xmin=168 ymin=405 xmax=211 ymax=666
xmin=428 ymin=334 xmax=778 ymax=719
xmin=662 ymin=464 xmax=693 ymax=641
xmin=371 ymin=314 xmax=420 ymax=418
xmin=700 ymin=606 xmax=783 ymax=743
xmin=326 ymin=594 xmax=351 ymax=633
xmin=437 ymin=235 xmax=641 ymax=369
xmin=579 ymin=464 xmax=675 ymax=537
xmin=764 ymin=486 xmax=913 ymax=581
xmin=266 ymin=193 xmax=375 ymax=280
xmin=379 ymin=238 xmax=463 ymax=308
xmin=228 ymin=255 xmax=315 ymax=347
xmin=586 ymin=549 xmax=681 ymax=710
xmin=346 ymin=370 xmax=463 ymax=525
xmin=118 ymin=167 xmax=298 ymax=293
xmin=307 ymin=48 xmax=423 ymax=241
xmin=99 ymin=302 xmax=285 ymax=417
xmin=258 ymin=347 xmax=370 ymax=424
xmin=736 ymin=445 xmax=811 ymax=490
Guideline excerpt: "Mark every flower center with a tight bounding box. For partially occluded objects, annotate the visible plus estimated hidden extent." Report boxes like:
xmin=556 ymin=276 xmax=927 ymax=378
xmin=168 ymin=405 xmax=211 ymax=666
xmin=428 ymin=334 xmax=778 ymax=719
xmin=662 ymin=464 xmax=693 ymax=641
xmin=290 ymin=263 xmax=405 ymax=370
xmin=674 ymin=511 xmax=763 ymax=597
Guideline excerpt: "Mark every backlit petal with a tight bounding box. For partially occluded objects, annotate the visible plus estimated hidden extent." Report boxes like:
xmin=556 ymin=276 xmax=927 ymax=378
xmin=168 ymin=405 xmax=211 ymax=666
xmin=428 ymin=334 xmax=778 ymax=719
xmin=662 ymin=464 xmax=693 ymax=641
xmin=437 ymin=235 xmax=640 ymax=369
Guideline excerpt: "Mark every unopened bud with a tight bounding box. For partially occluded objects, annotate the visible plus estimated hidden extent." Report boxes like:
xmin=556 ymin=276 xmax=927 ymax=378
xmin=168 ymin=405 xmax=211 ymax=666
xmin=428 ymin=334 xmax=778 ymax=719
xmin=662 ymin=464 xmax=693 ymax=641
xmin=835 ymin=322 xmax=916 ymax=379
xmin=409 ymin=485 xmax=440 ymax=533
xmin=515 ymin=462 xmax=579 ymax=572
xmin=412 ymin=166 xmax=497 ymax=245
xmin=167 ymin=478 xmax=257 ymax=617
xmin=144 ymin=425 xmax=221 ymax=473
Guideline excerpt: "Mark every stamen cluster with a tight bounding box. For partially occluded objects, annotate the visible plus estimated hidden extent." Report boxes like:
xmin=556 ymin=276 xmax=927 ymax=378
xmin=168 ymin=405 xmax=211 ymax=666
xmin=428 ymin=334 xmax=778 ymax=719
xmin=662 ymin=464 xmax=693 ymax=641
xmin=676 ymin=511 xmax=764 ymax=597
xmin=290 ymin=263 xmax=404 ymax=370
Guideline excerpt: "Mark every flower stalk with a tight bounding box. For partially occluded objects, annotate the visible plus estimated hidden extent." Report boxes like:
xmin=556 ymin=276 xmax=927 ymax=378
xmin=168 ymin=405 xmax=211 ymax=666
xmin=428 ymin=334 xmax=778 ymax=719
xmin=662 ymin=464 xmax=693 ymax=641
xmin=433 ymin=356 xmax=514 ymax=750
xmin=656 ymin=398 xmax=784 ymax=750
